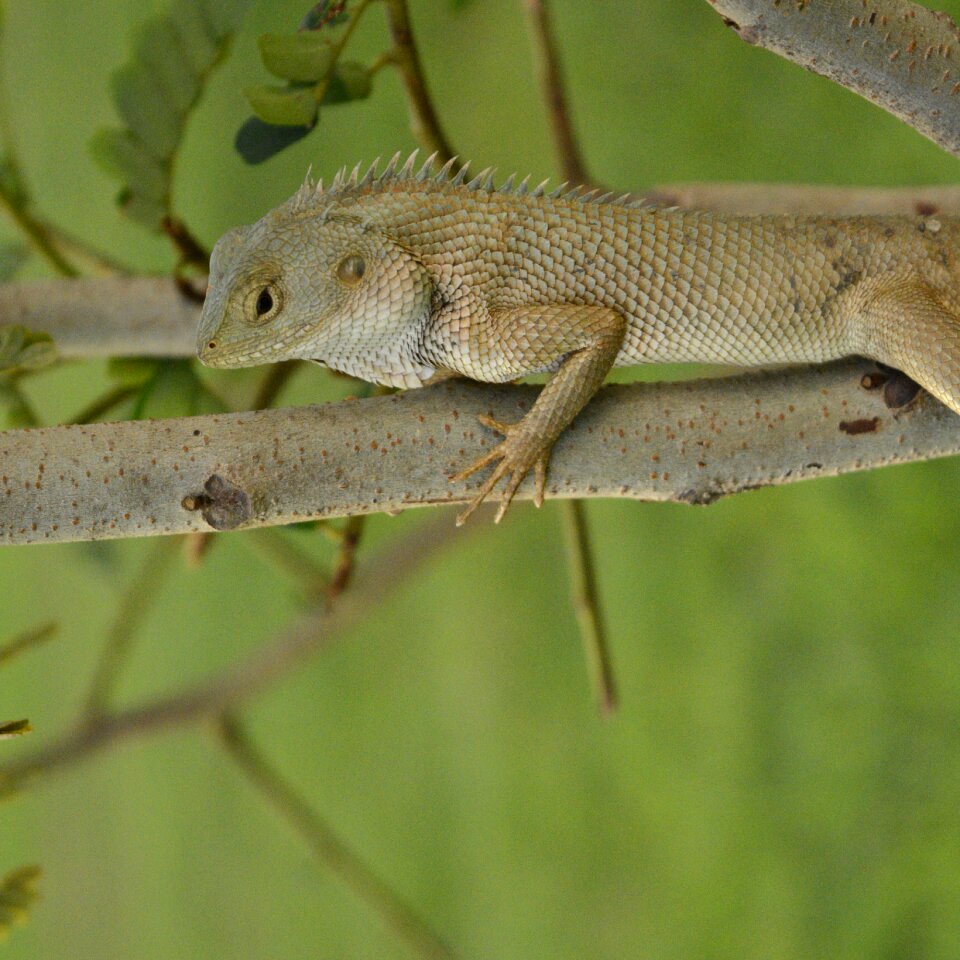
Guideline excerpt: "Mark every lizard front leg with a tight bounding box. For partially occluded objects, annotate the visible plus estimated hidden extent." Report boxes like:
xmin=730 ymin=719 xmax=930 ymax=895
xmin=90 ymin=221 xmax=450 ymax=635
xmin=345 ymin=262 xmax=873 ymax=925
xmin=446 ymin=303 xmax=627 ymax=525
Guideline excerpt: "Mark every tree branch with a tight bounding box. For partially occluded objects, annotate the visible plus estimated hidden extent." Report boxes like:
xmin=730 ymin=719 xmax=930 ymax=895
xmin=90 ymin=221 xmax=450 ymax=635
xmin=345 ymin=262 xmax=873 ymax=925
xmin=0 ymin=278 xmax=199 ymax=358
xmin=216 ymin=715 xmax=462 ymax=960
xmin=523 ymin=0 xmax=589 ymax=185
xmin=704 ymin=0 xmax=960 ymax=157
xmin=9 ymin=181 xmax=960 ymax=359
xmin=641 ymin=182 xmax=960 ymax=216
xmin=0 ymin=510 xmax=459 ymax=787
xmin=382 ymin=0 xmax=455 ymax=163
xmin=2 ymin=360 xmax=957 ymax=545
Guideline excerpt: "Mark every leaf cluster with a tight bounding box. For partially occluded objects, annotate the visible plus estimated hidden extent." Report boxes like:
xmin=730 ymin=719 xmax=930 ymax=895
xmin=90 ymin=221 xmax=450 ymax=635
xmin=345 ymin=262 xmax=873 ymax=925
xmin=238 ymin=2 xmax=375 ymax=164
xmin=90 ymin=0 xmax=254 ymax=230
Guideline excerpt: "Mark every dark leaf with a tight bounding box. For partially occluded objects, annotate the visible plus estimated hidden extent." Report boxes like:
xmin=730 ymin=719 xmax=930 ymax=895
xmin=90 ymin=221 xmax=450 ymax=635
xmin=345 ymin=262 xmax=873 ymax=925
xmin=0 ymin=720 xmax=30 ymax=740
xmin=234 ymin=116 xmax=314 ymax=165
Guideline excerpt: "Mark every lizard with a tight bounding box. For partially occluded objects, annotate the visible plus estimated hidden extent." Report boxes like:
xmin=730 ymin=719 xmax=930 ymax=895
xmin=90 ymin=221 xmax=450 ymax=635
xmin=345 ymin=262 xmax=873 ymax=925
xmin=197 ymin=150 xmax=960 ymax=524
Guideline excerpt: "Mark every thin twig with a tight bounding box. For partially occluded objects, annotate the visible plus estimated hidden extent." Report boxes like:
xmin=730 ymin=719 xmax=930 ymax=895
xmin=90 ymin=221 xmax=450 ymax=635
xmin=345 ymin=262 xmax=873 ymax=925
xmin=521 ymin=2 xmax=605 ymax=710
xmin=215 ymin=714 xmax=462 ymax=960
xmin=246 ymin=527 xmax=329 ymax=599
xmin=0 ymin=621 xmax=56 ymax=667
xmin=558 ymin=500 xmax=617 ymax=715
xmin=83 ymin=535 xmax=183 ymax=720
xmin=0 ymin=189 xmax=78 ymax=278
xmin=182 ymin=531 xmax=217 ymax=567
xmin=252 ymin=360 xmax=300 ymax=411
xmin=327 ymin=514 xmax=366 ymax=607
xmin=68 ymin=385 xmax=138 ymax=425
xmin=0 ymin=511 xmax=459 ymax=789
xmin=0 ymin=16 xmax=81 ymax=280
xmin=382 ymin=0 xmax=455 ymax=162
xmin=522 ymin=0 xmax=589 ymax=185
xmin=161 ymin=216 xmax=210 ymax=271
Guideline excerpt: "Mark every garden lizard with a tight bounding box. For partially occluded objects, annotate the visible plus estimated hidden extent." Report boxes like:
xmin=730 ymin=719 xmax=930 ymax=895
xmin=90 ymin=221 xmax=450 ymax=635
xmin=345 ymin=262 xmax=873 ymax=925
xmin=198 ymin=151 xmax=960 ymax=523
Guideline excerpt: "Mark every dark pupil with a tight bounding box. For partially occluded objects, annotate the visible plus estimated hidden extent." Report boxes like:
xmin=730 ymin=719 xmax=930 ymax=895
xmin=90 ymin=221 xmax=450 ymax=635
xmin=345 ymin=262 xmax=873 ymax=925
xmin=256 ymin=287 xmax=274 ymax=316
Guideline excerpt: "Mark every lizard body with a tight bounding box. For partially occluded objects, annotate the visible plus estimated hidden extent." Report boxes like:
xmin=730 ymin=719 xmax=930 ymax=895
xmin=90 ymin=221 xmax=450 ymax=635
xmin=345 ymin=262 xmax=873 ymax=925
xmin=198 ymin=152 xmax=960 ymax=522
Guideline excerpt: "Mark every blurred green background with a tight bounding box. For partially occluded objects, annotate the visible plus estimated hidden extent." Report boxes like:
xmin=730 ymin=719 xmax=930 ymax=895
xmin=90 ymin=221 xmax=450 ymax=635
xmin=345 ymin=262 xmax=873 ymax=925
xmin=3 ymin=0 xmax=960 ymax=957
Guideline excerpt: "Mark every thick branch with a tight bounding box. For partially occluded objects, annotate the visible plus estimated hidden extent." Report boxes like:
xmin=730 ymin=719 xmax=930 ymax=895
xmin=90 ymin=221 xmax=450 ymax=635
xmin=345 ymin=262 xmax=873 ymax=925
xmin=704 ymin=0 xmax=960 ymax=157
xmin=643 ymin=182 xmax=960 ymax=216
xmin=9 ymin=182 xmax=960 ymax=357
xmin=0 ymin=278 xmax=199 ymax=358
xmin=2 ymin=360 xmax=958 ymax=545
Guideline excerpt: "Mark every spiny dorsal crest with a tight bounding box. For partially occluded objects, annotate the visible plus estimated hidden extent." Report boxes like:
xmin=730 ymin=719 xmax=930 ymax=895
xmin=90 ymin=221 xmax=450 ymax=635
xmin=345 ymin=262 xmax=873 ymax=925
xmin=288 ymin=150 xmax=639 ymax=213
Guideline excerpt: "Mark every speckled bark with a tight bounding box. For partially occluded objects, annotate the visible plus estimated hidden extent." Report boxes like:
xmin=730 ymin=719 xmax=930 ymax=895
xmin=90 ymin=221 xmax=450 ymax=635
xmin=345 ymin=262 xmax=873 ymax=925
xmin=1 ymin=359 xmax=957 ymax=545
xmin=705 ymin=0 xmax=960 ymax=158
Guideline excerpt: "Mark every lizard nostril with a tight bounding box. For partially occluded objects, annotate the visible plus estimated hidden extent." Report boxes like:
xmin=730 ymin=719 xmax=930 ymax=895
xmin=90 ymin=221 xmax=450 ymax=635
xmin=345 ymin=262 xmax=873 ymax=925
xmin=207 ymin=340 xmax=218 ymax=351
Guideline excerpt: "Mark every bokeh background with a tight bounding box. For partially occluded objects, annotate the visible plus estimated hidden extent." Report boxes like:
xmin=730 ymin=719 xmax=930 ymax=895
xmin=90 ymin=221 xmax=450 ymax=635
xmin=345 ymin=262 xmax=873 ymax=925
xmin=3 ymin=1 xmax=960 ymax=957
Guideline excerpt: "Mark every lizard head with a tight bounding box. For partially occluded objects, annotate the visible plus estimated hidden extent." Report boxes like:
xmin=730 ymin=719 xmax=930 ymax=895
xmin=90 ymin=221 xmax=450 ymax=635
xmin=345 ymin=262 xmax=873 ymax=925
xmin=197 ymin=204 xmax=438 ymax=389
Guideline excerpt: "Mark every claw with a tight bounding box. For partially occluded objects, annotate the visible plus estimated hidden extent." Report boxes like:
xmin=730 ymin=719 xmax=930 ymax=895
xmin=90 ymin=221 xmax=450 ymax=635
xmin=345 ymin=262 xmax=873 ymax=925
xmin=448 ymin=445 xmax=501 ymax=483
xmin=533 ymin=457 xmax=547 ymax=508
xmin=451 ymin=413 xmax=550 ymax=525
xmin=476 ymin=414 xmax=512 ymax=433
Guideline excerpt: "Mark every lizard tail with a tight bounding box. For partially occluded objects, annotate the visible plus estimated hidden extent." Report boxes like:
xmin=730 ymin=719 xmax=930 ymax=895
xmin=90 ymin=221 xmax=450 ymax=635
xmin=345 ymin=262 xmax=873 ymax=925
xmin=851 ymin=274 xmax=960 ymax=416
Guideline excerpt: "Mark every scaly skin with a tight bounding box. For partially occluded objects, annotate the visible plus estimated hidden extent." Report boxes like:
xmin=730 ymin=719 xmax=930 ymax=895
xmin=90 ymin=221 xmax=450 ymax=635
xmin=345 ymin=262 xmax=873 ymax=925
xmin=198 ymin=152 xmax=960 ymax=522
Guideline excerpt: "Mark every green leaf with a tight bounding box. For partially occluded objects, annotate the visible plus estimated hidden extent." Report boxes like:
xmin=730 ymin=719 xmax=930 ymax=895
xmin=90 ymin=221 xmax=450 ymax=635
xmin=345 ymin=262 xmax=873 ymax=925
xmin=89 ymin=129 xmax=166 ymax=201
xmin=322 ymin=61 xmax=371 ymax=104
xmin=197 ymin=0 xmax=251 ymax=36
xmin=0 ymin=866 xmax=40 ymax=942
xmin=245 ymin=84 xmax=318 ymax=127
xmin=92 ymin=0 xmax=254 ymax=230
xmin=0 ymin=326 xmax=56 ymax=375
xmin=0 ymin=720 xmax=30 ymax=740
xmin=259 ymin=32 xmax=334 ymax=83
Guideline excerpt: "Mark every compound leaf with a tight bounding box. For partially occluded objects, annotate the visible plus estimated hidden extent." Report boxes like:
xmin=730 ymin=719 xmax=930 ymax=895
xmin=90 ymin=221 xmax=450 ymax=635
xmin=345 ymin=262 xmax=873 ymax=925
xmin=92 ymin=0 xmax=254 ymax=230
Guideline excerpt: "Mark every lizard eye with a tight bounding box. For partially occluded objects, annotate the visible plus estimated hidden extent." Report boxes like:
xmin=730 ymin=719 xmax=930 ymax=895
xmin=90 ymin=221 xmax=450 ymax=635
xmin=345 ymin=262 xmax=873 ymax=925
xmin=246 ymin=283 xmax=282 ymax=324
xmin=336 ymin=254 xmax=366 ymax=284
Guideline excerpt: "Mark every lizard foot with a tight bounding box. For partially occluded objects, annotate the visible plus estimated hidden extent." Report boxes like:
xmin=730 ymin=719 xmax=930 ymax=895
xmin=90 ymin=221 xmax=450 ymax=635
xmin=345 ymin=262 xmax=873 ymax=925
xmin=450 ymin=415 xmax=548 ymax=526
